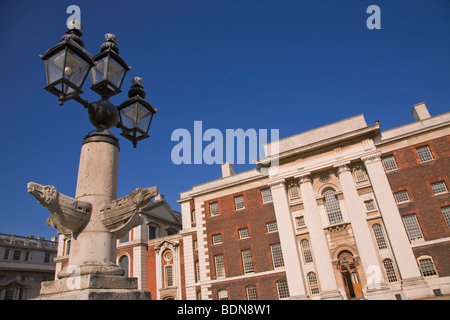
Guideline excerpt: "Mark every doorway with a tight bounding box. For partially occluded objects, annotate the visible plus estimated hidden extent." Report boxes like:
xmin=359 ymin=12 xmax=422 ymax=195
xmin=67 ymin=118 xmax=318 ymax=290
xmin=338 ymin=251 xmax=364 ymax=300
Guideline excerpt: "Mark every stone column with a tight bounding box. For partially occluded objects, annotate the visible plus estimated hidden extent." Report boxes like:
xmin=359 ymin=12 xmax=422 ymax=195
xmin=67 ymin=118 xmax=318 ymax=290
xmin=66 ymin=138 xmax=121 ymax=277
xmin=362 ymin=153 xmax=432 ymax=299
xmin=269 ymin=178 xmax=308 ymax=299
xmin=334 ymin=163 xmax=391 ymax=298
xmin=297 ymin=174 xmax=342 ymax=299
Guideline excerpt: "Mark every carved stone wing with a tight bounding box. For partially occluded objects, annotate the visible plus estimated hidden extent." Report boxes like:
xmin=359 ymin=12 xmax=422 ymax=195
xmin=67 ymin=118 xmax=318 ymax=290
xmin=99 ymin=186 xmax=158 ymax=238
xmin=27 ymin=182 xmax=91 ymax=236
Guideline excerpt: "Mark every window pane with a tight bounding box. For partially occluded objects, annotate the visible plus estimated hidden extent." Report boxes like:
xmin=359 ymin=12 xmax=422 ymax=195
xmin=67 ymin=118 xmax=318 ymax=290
xmin=241 ymin=249 xmax=254 ymax=273
xmin=261 ymin=188 xmax=273 ymax=203
xmin=238 ymin=228 xmax=249 ymax=239
xmin=373 ymin=224 xmax=388 ymax=249
xmin=246 ymin=285 xmax=258 ymax=300
xmin=323 ymin=189 xmax=344 ymax=225
xmin=383 ymin=259 xmax=398 ymax=283
xmin=289 ymin=185 xmax=300 ymax=199
xmin=235 ymin=195 xmax=245 ymax=210
xmin=165 ymin=265 xmax=173 ymax=287
xmin=382 ymin=155 xmax=398 ymax=171
xmin=301 ymin=239 xmax=314 ymax=263
xmin=210 ymin=202 xmax=219 ymax=216
xmin=431 ymin=181 xmax=448 ymax=195
xmin=307 ymin=272 xmax=320 ymax=295
xmin=355 ymin=168 xmax=366 ymax=181
xmin=418 ymin=258 xmax=438 ymax=277
xmin=416 ymin=145 xmax=433 ymax=163
xmin=276 ymin=280 xmax=290 ymax=299
xmin=215 ymin=255 xmax=225 ymax=278
xmin=296 ymin=216 xmax=305 ymax=227
xmin=441 ymin=206 xmax=450 ymax=228
xmin=270 ymin=243 xmax=285 ymax=268
xmin=402 ymin=214 xmax=423 ymax=241
xmin=218 ymin=289 xmax=228 ymax=300
xmin=267 ymin=221 xmax=278 ymax=233
xmin=365 ymin=199 xmax=376 ymax=211
xmin=212 ymin=234 xmax=222 ymax=245
xmin=393 ymin=190 xmax=410 ymax=203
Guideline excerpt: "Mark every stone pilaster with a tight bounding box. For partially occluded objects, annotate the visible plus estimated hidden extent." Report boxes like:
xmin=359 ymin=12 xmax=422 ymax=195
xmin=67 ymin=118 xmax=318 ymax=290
xmin=268 ymin=178 xmax=308 ymax=300
xmin=297 ymin=174 xmax=342 ymax=300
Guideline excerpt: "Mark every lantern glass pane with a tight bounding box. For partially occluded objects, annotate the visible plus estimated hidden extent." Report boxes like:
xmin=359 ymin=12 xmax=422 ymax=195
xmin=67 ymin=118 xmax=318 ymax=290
xmin=45 ymin=49 xmax=66 ymax=85
xmin=90 ymin=56 xmax=108 ymax=85
xmin=120 ymin=102 xmax=152 ymax=133
xmin=107 ymin=58 xmax=126 ymax=88
xmin=64 ymin=48 xmax=91 ymax=89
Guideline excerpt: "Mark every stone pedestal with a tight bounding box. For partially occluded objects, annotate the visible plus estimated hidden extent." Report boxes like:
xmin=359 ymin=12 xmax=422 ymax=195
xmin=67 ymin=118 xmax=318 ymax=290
xmin=34 ymin=274 xmax=151 ymax=300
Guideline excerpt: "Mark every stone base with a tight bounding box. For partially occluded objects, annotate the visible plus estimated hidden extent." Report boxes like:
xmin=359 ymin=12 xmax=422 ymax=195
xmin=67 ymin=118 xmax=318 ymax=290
xmin=365 ymin=283 xmax=396 ymax=300
xmin=401 ymin=276 xmax=434 ymax=300
xmin=33 ymin=274 xmax=151 ymax=300
xmin=321 ymin=289 xmax=343 ymax=300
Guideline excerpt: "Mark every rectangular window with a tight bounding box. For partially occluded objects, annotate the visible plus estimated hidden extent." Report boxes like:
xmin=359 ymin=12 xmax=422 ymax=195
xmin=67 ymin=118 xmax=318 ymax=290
xmin=261 ymin=188 xmax=273 ymax=203
xmin=289 ymin=185 xmax=300 ymax=199
xmin=296 ymin=216 xmax=305 ymax=227
xmin=402 ymin=214 xmax=423 ymax=242
xmin=270 ymin=243 xmax=285 ymax=268
xmin=382 ymin=155 xmax=398 ymax=172
xmin=276 ymin=280 xmax=290 ymax=299
xmin=3 ymin=249 xmax=9 ymax=260
xmin=394 ymin=190 xmax=410 ymax=204
xmin=241 ymin=249 xmax=254 ymax=273
xmin=44 ymin=252 xmax=51 ymax=263
xmin=165 ymin=265 xmax=173 ymax=287
xmin=416 ymin=145 xmax=434 ymax=163
xmin=195 ymin=260 xmax=200 ymax=282
xmin=365 ymin=199 xmax=376 ymax=211
xmin=266 ymin=221 xmax=278 ymax=233
xmin=355 ymin=168 xmax=366 ymax=181
xmin=24 ymin=251 xmax=30 ymax=262
xmin=210 ymin=202 xmax=219 ymax=216
xmin=234 ymin=195 xmax=245 ymax=210
xmin=214 ymin=254 xmax=225 ymax=278
xmin=441 ymin=206 xmax=450 ymax=228
xmin=13 ymin=250 xmax=21 ymax=261
xmin=431 ymin=181 xmax=448 ymax=195
xmin=246 ymin=285 xmax=258 ymax=300
xmin=218 ymin=289 xmax=229 ymax=300
xmin=238 ymin=227 xmax=249 ymax=239
xmin=212 ymin=233 xmax=222 ymax=245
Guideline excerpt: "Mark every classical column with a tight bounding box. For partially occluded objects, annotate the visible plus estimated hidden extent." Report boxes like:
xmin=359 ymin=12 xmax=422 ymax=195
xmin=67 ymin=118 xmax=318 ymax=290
xmin=362 ymin=153 xmax=432 ymax=299
xmin=269 ymin=179 xmax=308 ymax=299
xmin=297 ymin=174 xmax=342 ymax=300
xmin=334 ymin=163 xmax=391 ymax=298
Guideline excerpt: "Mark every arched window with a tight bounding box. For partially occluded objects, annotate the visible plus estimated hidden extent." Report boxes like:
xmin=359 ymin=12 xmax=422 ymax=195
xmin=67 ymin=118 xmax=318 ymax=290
xmin=118 ymin=255 xmax=129 ymax=277
xmin=300 ymin=239 xmax=314 ymax=263
xmin=418 ymin=256 xmax=438 ymax=278
xmin=383 ymin=259 xmax=398 ymax=283
xmin=372 ymin=224 xmax=388 ymax=249
xmin=307 ymin=272 xmax=320 ymax=295
xmin=163 ymin=250 xmax=174 ymax=287
xmin=323 ymin=188 xmax=344 ymax=225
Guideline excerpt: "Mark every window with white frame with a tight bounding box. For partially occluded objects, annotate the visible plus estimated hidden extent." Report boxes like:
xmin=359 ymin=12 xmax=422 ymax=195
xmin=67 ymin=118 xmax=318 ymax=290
xmin=214 ymin=254 xmax=225 ymax=278
xmin=296 ymin=216 xmax=305 ymax=227
xmin=364 ymin=199 xmax=376 ymax=211
xmin=245 ymin=284 xmax=258 ymax=300
xmin=234 ymin=195 xmax=245 ymax=210
xmin=418 ymin=257 xmax=438 ymax=277
xmin=276 ymin=280 xmax=290 ymax=299
xmin=218 ymin=289 xmax=229 ymax=300
xmin=355 ymin=167 xmax=366 ymax=181
xmin=270 ymin=243 xmax=285 ymax=268
xmin=383 ymin=259 xmax=398 ymax=283
xmin=323 ymin=188 xmax=344 ymax=225
xmin=210 ymin=202 xmax=219 ymax=216
xmin=289 ymin=184 xmax=300 ymax=199
xmin=261 ymin=188 xmax=273 ymax=203
xmin=441 ymin=206 xmax=450 ymax=228
xmin=241 ymin=249 xmax=254 ymax=273
xmin=212 ymin=233 xmax=222 ymax=245
xmin=402 ymin=214 xmax=423 ymax=242
xmin=266 ymin=221 xmax=278 ymax=233
xmin=393 ymin=190 xmax=410 ymax=204
xmin=164 ymin=265 xmax=173 ymax=287
xmin=416 ymin=145 xmax=434 ymax=163
xmin=307 ymin=272 xmax=320 ymax=295
xmin=300 ymin=239 xmax=314 ymax=263
xmin=381 ymin=155 xmax=398 ymax=172
xmin=238 ymin=227 xmax=249 ymax=239
xmin=372 ymin=224 xmax=388 ymax=250
xmin=431 ymin=181 xmax=448 ymax=195
xmin=195 ymin=260 xmax=200 ymax=282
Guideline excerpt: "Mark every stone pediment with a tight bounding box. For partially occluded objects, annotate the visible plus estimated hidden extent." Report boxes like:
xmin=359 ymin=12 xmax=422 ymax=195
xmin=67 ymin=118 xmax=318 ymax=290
xmin=154 ymin=239 xmax=179 ymax=253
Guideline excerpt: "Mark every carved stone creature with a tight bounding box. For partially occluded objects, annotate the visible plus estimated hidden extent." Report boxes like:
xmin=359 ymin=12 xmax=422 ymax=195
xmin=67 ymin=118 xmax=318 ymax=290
xmin=99 ymin=186 xmax=158 ymax=238
xmin=27 ymin=182 xmax=91 ymax=236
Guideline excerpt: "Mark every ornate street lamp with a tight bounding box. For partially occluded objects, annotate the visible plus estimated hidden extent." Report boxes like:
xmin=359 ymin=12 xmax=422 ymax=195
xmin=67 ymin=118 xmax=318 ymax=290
xmin=118 ymin=77 xmax=157 ymax=148
xmin=38 ymin=20 xmax=156 ymax=148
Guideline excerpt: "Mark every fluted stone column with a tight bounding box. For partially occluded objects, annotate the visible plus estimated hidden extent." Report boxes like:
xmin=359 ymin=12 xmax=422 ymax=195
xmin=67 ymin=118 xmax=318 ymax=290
xmin=362 ymin=153 xmax=432 ymax=299
xmin=269 ymin=179 xmax=308 ymax=299
xmin=334 ymin=163 xmax=391 ymax=298
xmin=297 ymin=174 xmax=342 ymax=299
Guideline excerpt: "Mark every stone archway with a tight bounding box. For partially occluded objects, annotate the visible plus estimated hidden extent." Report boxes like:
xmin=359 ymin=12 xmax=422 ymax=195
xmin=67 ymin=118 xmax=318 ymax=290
xmin=338 ymin=251 xmax=364 ymax=300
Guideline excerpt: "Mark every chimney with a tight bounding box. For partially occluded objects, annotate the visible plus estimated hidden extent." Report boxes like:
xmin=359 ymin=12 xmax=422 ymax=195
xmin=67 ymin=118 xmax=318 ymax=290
xmin=221 ymin=163 xmax=235 ymax=178
xmin=155 ymin=194 xmax=165 ymax=201
xmin=412 ymin=102 xmax=431 ymax=121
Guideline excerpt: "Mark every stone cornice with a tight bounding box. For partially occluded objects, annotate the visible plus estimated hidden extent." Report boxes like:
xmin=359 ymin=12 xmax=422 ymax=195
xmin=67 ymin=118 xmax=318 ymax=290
xmin=361 ymin=152 xmax=382 ymax=165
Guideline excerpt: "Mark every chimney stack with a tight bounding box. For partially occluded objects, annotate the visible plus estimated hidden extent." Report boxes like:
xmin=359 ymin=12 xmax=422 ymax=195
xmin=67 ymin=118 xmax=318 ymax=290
xmin=412 ymin=102 xmax=431 ymax=121
xmin=221 ymin=163 xmax=235 ymax=178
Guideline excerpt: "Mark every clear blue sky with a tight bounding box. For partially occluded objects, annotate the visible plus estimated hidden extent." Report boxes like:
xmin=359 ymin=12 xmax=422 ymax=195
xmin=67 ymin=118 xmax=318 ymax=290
xmin=0 ymin=0 xmax=449 ymax=240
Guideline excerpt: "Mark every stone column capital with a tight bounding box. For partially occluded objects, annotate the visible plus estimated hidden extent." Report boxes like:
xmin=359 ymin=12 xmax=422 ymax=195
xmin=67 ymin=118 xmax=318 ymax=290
xmin=267 ymin=178 xmax=286 ymax=189
xmin=361 ymin=152 xmax=382 ymax=165
xmin=295 ymin=173 xmax=312 ymax=184
xmin=333 ymin=162 xmax=351 ymax=175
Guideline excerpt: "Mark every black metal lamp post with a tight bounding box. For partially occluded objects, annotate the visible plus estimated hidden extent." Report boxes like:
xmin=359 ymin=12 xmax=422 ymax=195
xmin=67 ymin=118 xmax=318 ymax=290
xmin=39 ymin=20 xmax=156 ymax=148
